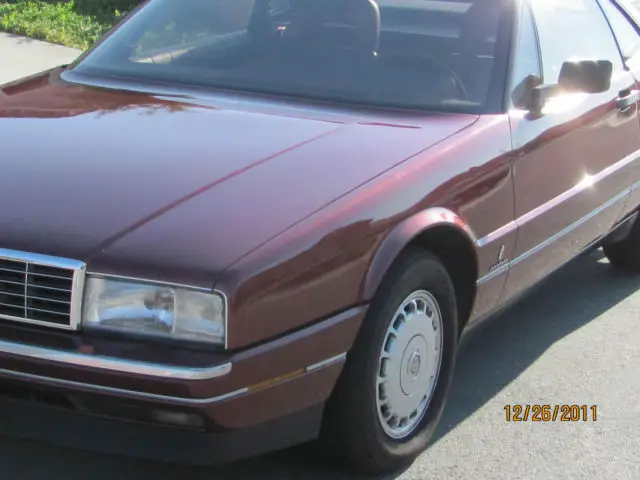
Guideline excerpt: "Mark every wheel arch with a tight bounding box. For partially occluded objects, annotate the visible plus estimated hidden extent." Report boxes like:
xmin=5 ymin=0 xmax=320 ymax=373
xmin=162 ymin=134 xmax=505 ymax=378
xmin=363 ymin=207 xmax=479 ymax=333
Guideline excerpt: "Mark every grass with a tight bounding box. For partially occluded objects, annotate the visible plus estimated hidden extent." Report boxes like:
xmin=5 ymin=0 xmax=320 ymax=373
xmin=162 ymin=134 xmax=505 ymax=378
xmin=0 ymin=1 xmax=128 ymax=50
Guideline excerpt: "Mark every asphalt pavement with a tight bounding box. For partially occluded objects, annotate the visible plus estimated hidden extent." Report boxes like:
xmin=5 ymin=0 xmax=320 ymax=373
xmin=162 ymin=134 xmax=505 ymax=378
xmin=1 ymin=30 xmax=640 ymax=480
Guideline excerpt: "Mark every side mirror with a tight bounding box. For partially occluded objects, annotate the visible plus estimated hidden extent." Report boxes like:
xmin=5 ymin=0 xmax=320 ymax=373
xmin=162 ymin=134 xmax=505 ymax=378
xmin=528 ymin=83 xmax=557 ymax=117
xmin=557 ymin=59 xmax=613 ymax=94
xmin=512 ymin=74 xmax=543 ymax=110
xmin=527 ymin=59 xmax=613 ymax=116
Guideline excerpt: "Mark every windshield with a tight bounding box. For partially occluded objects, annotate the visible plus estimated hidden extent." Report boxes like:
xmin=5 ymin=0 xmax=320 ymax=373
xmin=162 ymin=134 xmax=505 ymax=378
xmin=72 ymin=0 xmax=512 ymax=113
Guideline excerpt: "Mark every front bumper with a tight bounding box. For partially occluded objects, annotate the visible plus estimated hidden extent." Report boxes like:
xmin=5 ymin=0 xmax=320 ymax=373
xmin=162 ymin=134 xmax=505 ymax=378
xmin=0 ymin=305 xmax=366 ymax=463
xmin=0 ymin=392 xmax=324 ymax=465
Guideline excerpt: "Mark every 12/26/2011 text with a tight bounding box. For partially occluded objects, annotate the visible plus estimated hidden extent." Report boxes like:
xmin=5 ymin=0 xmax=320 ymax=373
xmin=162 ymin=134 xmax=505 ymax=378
xmin=505 ymin=405 xmax=598 ymax=422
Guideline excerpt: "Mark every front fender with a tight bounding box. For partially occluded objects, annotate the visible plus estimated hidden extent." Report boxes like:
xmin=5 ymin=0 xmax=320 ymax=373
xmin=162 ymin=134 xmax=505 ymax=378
xmin=362 ymin=207 xmax=478 ymax=300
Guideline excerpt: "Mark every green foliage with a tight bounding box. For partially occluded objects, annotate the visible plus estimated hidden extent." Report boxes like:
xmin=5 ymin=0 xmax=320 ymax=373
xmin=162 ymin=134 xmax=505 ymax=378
xmin=0 ymin=0 xmax=135 ymax=49
xmin=73 ymin=0 xmax=139 ymax=14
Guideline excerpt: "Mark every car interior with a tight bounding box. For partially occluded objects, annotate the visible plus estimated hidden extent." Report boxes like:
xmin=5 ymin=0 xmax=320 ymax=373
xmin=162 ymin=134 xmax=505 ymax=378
xmin=126 ymin=0 xmax=505 ymax=110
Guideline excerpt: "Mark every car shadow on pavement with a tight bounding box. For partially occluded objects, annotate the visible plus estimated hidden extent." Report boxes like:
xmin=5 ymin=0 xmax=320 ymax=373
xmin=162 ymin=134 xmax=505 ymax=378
xmin=430 ymin=248 xmax=640 ymax=444
xmin=1 ymin=250 xmax=638 ymax=480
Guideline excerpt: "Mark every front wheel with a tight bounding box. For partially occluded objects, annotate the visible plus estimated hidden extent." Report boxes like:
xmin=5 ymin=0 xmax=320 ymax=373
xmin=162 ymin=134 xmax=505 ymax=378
xmin=320 ymin=248 xmax=459 ymax=475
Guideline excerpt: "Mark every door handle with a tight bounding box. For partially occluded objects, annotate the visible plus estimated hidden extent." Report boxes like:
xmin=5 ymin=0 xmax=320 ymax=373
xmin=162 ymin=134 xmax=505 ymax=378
xmin=617 ymin=89 xmax=639 ymax=112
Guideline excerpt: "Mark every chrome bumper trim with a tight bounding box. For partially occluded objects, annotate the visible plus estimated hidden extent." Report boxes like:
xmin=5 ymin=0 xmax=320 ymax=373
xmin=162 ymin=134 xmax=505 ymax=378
xmin=0 ymin=366 xmax=245 ymax=406
xmin=0 ymin=339 xmax=232 ymax=381
xmin=0 ymin=343 xmax=348 ymax=405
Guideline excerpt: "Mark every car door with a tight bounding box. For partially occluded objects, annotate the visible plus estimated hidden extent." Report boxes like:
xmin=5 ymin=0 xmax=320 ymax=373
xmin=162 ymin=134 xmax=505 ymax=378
xmin=500 ymin=0 xmax=640 ymax=301
xmin=598 ymin=0 xmax=640 ymax=210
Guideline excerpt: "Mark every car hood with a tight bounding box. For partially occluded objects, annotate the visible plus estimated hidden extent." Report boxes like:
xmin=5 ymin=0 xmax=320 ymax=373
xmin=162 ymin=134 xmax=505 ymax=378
xmin=0 ymin=69 xmax=477 ymax=285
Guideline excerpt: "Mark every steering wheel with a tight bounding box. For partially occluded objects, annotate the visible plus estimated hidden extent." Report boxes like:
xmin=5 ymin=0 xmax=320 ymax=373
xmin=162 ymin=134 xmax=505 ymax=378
xmin=424 ymin=54 xmax=470 ymax=101
xmin=382 ymin=52 xmax=469 ymax=102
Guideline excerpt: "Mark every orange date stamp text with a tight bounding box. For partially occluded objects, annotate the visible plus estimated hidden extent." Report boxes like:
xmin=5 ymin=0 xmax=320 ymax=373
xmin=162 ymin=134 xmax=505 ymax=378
xmin=504 ymin=404 xmax=597 ymax=422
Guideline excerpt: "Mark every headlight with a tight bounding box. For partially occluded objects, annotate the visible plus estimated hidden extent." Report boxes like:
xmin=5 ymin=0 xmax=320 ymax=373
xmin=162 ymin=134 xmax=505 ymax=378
xmin=82 ymin=276 xmax=226 ymax=346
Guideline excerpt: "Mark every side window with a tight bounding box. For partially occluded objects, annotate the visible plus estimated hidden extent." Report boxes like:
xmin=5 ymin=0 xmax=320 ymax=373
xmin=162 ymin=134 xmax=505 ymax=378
xmin=510 ymin=3 xmax=542 ymax=108
xmin=599 ymin=0 xmax=640 ymax=60
xmin=530 ymin=0 xmax=624 ymax=84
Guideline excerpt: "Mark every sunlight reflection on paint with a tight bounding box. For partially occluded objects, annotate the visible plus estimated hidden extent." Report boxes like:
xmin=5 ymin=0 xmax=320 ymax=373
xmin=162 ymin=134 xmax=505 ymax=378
xmin=542 ymin=92 xmax=590 ymax=115
xmin=577 ymin=173 xmax=595 ymax=189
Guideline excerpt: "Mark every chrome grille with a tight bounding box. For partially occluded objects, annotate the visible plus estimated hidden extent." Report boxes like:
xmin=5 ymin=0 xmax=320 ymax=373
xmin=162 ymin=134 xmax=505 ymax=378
xmin=0 ymin=249 xmax=86 ymax=330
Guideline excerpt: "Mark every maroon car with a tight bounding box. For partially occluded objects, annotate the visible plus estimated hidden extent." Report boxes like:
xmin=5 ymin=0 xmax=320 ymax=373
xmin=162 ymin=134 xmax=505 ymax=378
xmin=1 ymin=0 xmax=640 ymax=474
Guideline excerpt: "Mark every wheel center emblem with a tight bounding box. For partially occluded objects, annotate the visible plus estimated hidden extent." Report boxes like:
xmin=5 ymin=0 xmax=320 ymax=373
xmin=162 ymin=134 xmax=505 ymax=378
xmin=407 ymin=351 xmax=421 ymax=378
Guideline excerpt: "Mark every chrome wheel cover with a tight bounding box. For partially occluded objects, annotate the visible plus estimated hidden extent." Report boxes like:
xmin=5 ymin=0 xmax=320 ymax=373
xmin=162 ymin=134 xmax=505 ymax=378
xmin=376 ymin=290 xmax=444 ymax=440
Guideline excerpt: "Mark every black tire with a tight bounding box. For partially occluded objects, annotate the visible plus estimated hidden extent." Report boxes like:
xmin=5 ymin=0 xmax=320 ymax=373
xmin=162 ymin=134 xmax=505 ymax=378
xmin=603 ymin=216 xmax=640 ymax=272
xmin=319 ymin=248 xmax=459 ymax=475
